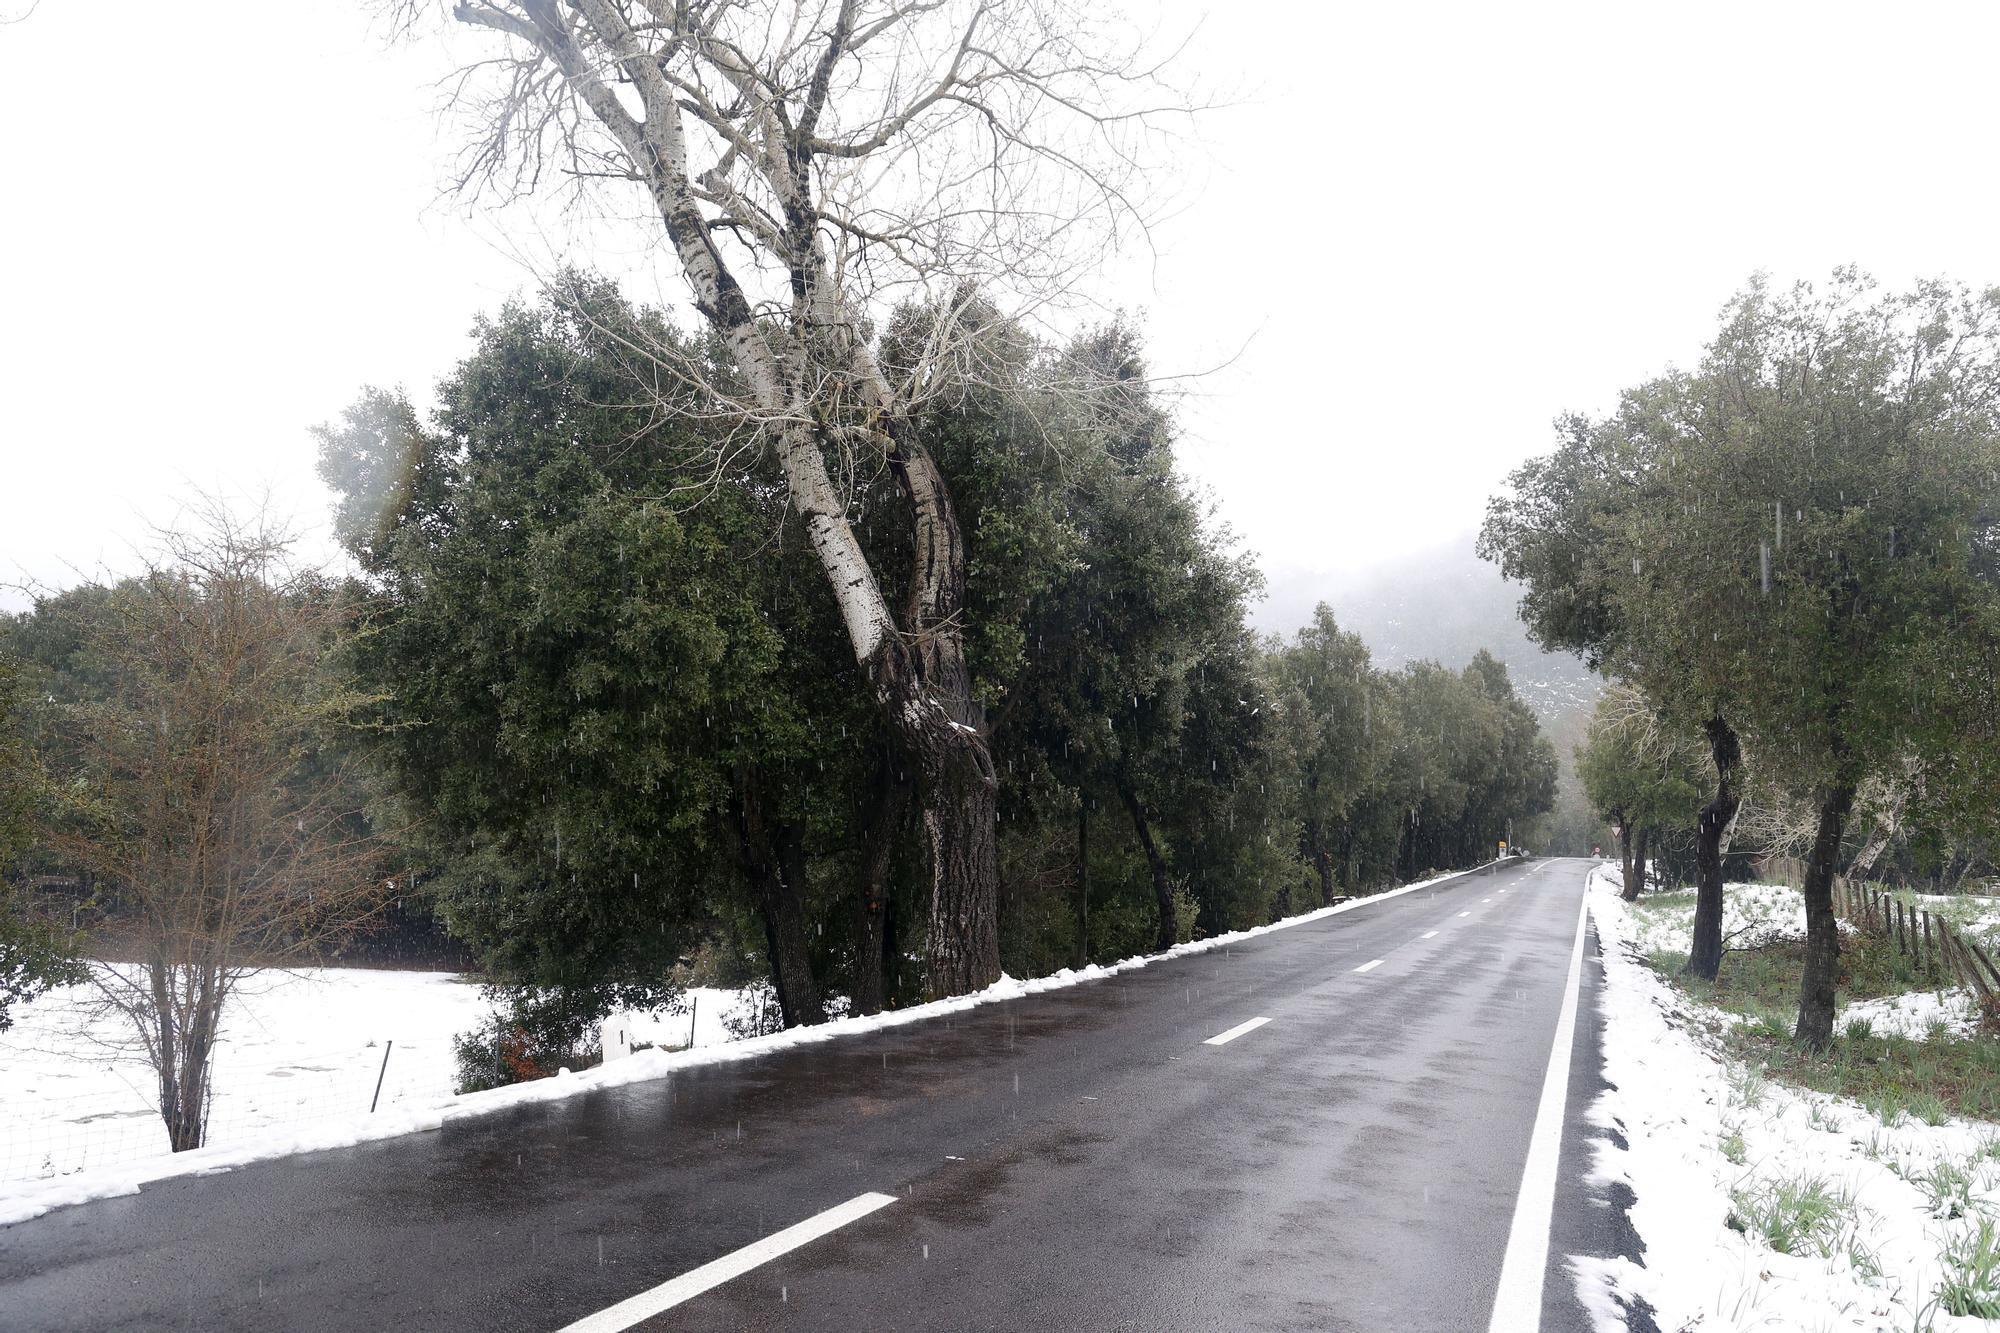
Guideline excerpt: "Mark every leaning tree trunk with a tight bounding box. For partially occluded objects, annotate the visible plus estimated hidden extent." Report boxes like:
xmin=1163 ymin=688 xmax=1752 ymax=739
xmin=445 ymin=1 xmax=1004 ymax=1001
xmin=1686 ymin=716 xmax=1742 ymax=980
xmin=1117 ymin=775 xmax=1177 ymax=952
xmin=881 ymin=439 xmax=1004 ymax=1000
xmin=1795 ymin=780 xmax=1856 ymax=1050
xmin=1628 ymin=828 xmax=1650 ymax=903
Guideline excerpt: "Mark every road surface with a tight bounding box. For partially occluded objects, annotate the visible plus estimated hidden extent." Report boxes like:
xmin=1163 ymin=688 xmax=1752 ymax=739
xmin=0 ymin=856 xmax=1650 ymax=1331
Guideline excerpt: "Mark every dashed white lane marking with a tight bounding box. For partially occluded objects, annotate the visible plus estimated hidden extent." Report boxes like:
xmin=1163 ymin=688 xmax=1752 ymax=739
xmin=1353 ymin=959 xmax=1384 ymax=974
xmin=1203 ymin=1016 xmax=1271 ymax=1046
xmin=1482 ymin=898 xmax=1492 ymax=903
xmin=1459 ymin=911 xmax=1471 ymax=917
xmin=1485 ymin=891 xmax=1591 ymax=1333
xmin=1421 ymin=930 xmax=1439 ymax=939
xmin=560 ymin=1192 xmax=897 ymax=1331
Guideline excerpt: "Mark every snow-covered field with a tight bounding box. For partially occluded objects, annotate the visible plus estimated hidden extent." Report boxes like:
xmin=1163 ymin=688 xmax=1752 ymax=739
xmin=1579 ymin=865 xmax=2000 ymax=1331
xmin=1622 ymin=880 xmax=1831 ymax=957
xmin=0 ymin=970 xmax=758 ymax=1191
xmin=0 ymin=864 xmax=1483 ymax=1227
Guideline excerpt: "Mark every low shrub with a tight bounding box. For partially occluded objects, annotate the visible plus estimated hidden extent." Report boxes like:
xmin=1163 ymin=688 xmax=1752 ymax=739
xmin=453 ymin=986 xmax=606 ymax=1094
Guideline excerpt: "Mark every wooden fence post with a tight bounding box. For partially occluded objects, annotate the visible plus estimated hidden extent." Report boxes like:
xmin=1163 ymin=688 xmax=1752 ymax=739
xmin=1964 ymin=935 xmax=2000 ymax=997
xmin=1944 ymin=925 xmax=1989 ymax=1001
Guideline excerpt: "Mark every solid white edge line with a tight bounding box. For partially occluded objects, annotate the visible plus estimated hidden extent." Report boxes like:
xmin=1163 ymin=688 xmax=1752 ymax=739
xmin=1202 ymin=1016 xmax=1271 ymax=1046
xmin=1484 ymin=888 xmax=1591 ymax=1333
xmin=1353 ymin=959 xmax=1384 ymax=973
xmin=559 ymin=1192 xmax=896 ymax=1332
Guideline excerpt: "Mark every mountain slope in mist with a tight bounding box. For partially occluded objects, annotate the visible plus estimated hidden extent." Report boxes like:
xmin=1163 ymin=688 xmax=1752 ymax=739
xmin=1254 ymin=535 xmax=1600 ymax=726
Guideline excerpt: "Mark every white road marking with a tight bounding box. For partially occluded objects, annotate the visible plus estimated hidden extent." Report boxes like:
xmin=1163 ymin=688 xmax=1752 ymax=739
xmin=560 ymin=1192 xmax=896 ymax=1332
xmin=1421 ymin=930 xmax=1439 ymax=939
xmin=1485 ymin=891 xmax=1591 ymax=1333
xmin=1482 ymin=898 xmax=1492 ymax=903
xmin=1353 ymin=959 xmax=1384 ymax=973
xmin=1459 ymin=911 xmax=1471 ymax=917
xmin=1203 ymin=1016 xmax=1271 ymax=1046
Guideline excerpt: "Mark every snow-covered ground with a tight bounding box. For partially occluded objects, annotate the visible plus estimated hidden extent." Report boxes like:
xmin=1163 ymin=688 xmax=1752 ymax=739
xmin=1909 ymin=892 xmax=2000 ymax=950
xmin=0 ymin=970 xmax=758 ymax=1192
xmin=1579 ymin=864 xmax=2000 ymax=1331
xmin=0 ymin=864 xmax=1484 ymax=1227
xmin=1622 ymin=880 xmax=1829 ymax=957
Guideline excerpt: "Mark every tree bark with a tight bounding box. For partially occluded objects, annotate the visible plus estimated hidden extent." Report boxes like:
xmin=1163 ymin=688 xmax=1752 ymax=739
xmin=879 ymin=439 xmax=1004 ymax=1000
xmin=1795 ymin=779 xmax=1856 ymax=1050
xmin=1305 ymin=812 xmax=1336 ymax=908
xmin=1686 ymin=715 xmax=1742 ymax=980
xmin=850 ymin=757 xmax=910 ymax=1017
xmin=728 ymin=767 xmax=826 ymax=1028
xmin=1845 ymin=793 xmax=1904 ymax=882
xmin=149 ymin=957 xmax=218 ymax=1152
xmin=1076 ymin=797 xmax=1089 ymax=968
xmin=1616 ymin=813 xmax=1637 ymax=900
xmin=1117 ymin=775 xmax=1177 ymax=952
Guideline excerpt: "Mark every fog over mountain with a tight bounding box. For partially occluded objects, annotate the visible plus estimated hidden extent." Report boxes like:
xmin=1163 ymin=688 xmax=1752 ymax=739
xmin=1254 ymin=534 xmax=1606 ymax=855
xmin=1252 ymin=534 xmax=1601 ymax=727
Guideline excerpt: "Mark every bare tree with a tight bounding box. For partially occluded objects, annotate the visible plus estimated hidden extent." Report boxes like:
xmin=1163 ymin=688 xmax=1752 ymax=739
xmin=47 ymin=505 xmax=387 ymax=1151
xmin=393 ymin=0 xmax=1185 ymax=997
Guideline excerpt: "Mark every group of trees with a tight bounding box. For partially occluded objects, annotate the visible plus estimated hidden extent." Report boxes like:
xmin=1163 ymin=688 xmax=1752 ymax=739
xmin=312 ymin=281 xmax=1557 ymax=1041
xmin=0 ymin=279 xmax=1559 ymax=1137
xmin=1484 ymin=269 xmax=2000 ymax=1048
xmin=0 ymin=0 xmax=1559 ymax=1147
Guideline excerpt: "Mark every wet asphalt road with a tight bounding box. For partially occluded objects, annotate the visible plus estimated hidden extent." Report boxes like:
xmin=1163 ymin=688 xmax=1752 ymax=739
xmin=0 ymin=856 xmax=1645 ymax=1331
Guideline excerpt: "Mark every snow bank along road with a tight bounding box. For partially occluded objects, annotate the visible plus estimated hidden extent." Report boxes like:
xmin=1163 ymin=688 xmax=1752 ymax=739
xmin=0 ymin=857 xmax=1636 ymax=1331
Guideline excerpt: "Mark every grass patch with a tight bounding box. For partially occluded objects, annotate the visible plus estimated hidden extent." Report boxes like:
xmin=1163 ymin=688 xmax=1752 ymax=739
xmin=1720 ymin=1126 xmax=1747 ymax=1165
xmin=1913 ymin=1156 xmax=1979 ymax=1220
xmin=1936 ymin=1217 xmax=2000 ymax=1319
xmin=1726 ymin=1174 xmax=1856 ymax=1257
xmin=1654 ymin=929 xmax=1944 ymax=1022
xmin=1728 ymin=1065 xmax=1769 ymax=1111
xmin=1724 ymin=1024 xmax=2000 ymax=1122
xmin=1638 ymin=927 xmax=1996 ymax=1119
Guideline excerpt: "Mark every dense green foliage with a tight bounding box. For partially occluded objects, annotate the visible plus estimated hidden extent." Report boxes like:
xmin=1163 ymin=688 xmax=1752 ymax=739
xmin=317 ymin=284 xmax=869 ymax=1023
xmin=312 ymin=281 xmax=1559 ymax=1046
xmin=1485 ymin=269 xmax=2000 ymax=1046
xmin=1575 ymin=691 xmax=1707 ymax=896
xmin=0 ymin=652 xmax=83 ymax=1032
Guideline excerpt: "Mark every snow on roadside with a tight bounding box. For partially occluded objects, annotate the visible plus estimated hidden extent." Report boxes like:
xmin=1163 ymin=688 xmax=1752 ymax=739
xmin=1620 ymin=880 xmax=1834 ymax=959
xmin=0 ymin=863 xmax=1486 ymax=1227
xmin=1843 ymin=989 xmax=1982 ymax=1042
xmin=0 ymin=972 xmax=762 ymax=1191
xmin=1575 ymin=864 xmax=2000 ymax=1332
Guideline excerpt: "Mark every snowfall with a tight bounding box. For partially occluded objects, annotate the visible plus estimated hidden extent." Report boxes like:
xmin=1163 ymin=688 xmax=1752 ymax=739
xmin=0 ymin=866 xmax=1472 ymax=1228
xmin=1580 ymin=865 xmax=2000 ymax=1332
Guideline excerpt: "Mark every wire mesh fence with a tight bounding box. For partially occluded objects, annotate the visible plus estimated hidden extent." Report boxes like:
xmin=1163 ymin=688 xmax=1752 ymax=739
xmin=2 ymin=1036 xmax=464 ymax=1186
xmin=2 ymin=973 xmax=756 ymax=1189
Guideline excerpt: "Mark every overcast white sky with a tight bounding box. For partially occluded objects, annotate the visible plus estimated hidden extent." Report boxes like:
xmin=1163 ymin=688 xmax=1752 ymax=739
xmin=4 ymin=0 xmax=1998 ymax=616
